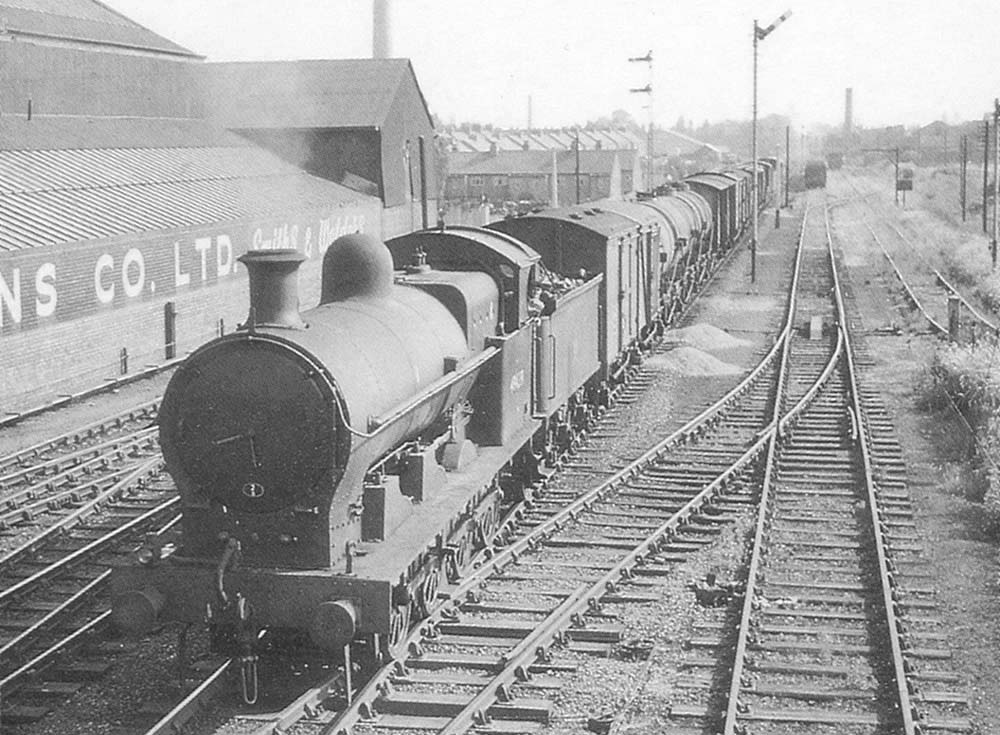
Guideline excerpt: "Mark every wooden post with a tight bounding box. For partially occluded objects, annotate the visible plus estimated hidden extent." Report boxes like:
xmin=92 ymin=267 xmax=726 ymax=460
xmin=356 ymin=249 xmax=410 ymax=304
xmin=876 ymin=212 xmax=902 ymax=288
xmin=418 ymin=136 xmax=428 ymax=230
xmin=948 ymin=295 xmax=961 ymax=342
xmin=784 ymin=125 xmax=790 ymax=208
xmin=960 ymin=135 xmax=968 ymax=221
xmin=894 ymin=147 xmax=900 ymax=206
xmin=993 ymin=98 xmax=999 ymax=268
xmin=984 ymin=117 xmax=990 ymax=234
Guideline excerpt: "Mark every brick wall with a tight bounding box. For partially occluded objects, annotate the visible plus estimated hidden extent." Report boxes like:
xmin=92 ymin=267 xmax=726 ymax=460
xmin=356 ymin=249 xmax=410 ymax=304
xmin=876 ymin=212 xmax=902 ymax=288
xmin=0 ymin=203 xmax=382 ymax=414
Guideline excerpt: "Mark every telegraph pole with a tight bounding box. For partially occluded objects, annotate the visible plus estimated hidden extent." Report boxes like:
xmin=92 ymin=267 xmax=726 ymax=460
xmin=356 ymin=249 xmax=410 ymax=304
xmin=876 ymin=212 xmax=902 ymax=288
xmin=984 ymin=116 xmax=990 ymax=235
xmin=894 ymin=146 xmax=900 ymax=206
xmin=750 ymin=10 xmax=792 ymax=284
xmin=960 ymin=134 xmax=968 ymax=222
xmin=993 ymin=98 xmax=999 ymax=267
xmin=784 ymin=124 xmax=791 ymax=208
xmin=628 ymin=51 xmax=654 ymax=192
xmin=574 ymin=129 xmax=581 ymax=205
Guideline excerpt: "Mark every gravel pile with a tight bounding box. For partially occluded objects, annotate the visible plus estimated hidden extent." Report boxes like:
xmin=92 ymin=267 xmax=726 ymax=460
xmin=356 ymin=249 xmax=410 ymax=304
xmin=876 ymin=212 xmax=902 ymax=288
xmin=663 ymin=323 xmax=749 ymax=352
xmin=645 ymin=346 xmax=742 ymax=376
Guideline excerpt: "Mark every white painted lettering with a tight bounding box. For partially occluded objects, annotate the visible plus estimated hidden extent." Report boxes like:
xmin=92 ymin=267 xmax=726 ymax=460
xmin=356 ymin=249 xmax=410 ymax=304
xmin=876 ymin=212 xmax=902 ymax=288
xmin=216 ymin=235 xmax=233 ymax=276
xmin=95 ymin=254 xmax=115 ymax=304
xmin=173 ymin=242 xmax=190 ymax=287
xmin=35 ymin=263 xmax=56 ymax=318
xmin=0 ymin=268 xmax=22 ymax=327
xmin=122 ymin=248 xmax=145 ymax=298
xmin=194 ymin=237 xmax=211 ymax=281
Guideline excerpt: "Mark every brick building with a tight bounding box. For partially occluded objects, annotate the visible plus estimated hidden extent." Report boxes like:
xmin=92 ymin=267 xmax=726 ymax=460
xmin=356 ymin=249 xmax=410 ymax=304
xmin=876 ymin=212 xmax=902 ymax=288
xmin=445 ymin=149 xmax=637 ymax=207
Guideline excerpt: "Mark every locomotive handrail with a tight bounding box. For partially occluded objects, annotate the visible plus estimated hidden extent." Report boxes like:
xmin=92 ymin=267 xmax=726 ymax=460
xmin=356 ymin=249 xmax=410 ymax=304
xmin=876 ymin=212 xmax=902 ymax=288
xmin=352 ymin=347 xmax=499 ymax=438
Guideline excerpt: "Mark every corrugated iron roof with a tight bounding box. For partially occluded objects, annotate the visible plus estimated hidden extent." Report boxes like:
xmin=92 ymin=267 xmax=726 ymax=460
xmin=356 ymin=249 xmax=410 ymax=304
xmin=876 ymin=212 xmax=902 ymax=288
xmin=0 ymin=115 xmax=250 ymax=151
xmin=205 ymin=58 xmax=431 ymax=130
xmin=0 ymin=0 xmax=197 ymax=57
xmin=0 ymin=145 xmax=368 ymax=251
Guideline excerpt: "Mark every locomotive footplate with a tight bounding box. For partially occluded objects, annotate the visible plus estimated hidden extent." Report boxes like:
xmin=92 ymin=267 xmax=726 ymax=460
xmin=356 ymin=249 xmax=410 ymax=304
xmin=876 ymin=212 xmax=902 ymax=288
xmin=350 ymin=419 xmax=540 ymax=578
xmin=111 ymin=418 xmax=542 ymax=646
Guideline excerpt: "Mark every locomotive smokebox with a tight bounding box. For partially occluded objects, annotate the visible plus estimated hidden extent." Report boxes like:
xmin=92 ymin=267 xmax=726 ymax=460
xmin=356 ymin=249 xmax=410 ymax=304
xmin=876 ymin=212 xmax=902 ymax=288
xmin=239 ymin=249 xmax=306 ymax=329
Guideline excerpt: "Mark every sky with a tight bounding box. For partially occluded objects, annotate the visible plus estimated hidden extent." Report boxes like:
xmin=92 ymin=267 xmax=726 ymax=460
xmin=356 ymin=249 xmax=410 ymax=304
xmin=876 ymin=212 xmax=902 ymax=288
xmin=103 ymin=0 xmax=1000 ymax=131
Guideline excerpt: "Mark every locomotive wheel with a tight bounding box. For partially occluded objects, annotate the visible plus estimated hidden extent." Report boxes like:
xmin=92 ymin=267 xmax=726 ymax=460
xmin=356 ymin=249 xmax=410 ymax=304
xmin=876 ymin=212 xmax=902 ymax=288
xmin=388 ymin=606 xmax=408 ymax=648
xmin=445 ymin=534 xmax=469 ymax=583
xmin=475 ymin=505 xmax=498 ymax=549
xmin=415 ymin=568 xmax=440 ymax=619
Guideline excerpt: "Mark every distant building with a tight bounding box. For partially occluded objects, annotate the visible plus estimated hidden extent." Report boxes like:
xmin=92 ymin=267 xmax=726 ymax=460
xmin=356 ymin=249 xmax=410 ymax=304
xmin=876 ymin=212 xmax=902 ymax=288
xmin=445 ymin=149 xmax=637 ymax=206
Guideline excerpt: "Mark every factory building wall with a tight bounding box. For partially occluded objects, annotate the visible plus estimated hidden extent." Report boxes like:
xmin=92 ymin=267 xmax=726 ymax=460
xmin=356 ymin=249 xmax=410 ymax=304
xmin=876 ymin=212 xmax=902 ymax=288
xmin=380 ymin=83 xmax=438 ymax=207
xmin=0 ymin=201 xmax=381 ymax=413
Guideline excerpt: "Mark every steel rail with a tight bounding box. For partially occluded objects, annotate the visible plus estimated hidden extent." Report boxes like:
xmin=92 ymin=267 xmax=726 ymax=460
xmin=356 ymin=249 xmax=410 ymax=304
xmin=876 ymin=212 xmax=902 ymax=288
xmin=0 ymin=399 xmax=159 ymax=472
xmin=0 ymin=611 xmax=111 ymax=692
xmin=244 ymin=670 xmax=347 ymax=735
xmin=331 ymin=433 xmax=775 ymax=735
xmin=0 ymin=425 xmax=157 ymax=496
xmin=0 ymin=513 xmax=183 ymax=703
xmin=142 ymin=659 xmax=235 ymax=735
xmin=722 ymin=200 xmax=813 ymax=735
xmin=826 ymin=203 xmax=918 ymax=732
xmin=0 ymin=465 xmax=140 ymax=529
xmin=0 ymin=569 xmax=111 ymax=671
xmin=839 ymin=171 xmax=986 ymax=337
xmin=861 ymin=219 xmax=948 ymax=335
xmin=724 ymin=198 xmax=918 ymax=732
xmin=0 ymin=456 xmax=166 ymax=571
xmin=174 ymin=215 xmax=785 ymax=735
xmin=850 ymin=173 xmax=999 ymax=334
xmin=438 ymin=586 xmax=589 ymax=735
xmin=0 ymin=484 xmax=177 ymax=606
xmin=327 ymin=212 xmax=812 ymax=735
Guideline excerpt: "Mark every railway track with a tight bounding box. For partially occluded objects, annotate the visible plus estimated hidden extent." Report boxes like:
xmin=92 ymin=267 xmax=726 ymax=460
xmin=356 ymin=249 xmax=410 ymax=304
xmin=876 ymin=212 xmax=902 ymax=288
xmin=0 ymin=401 xmax=158 ymax=476
xmin=110 ymin=220 xmax=778 ymax=735
xmin=666 ymin=200 xmax=971 ymax=734
xmin=837 ymin=172 xmax=999 ymax=339
xmin=0 ymin=400 xmax=177 ymax=727
xmin=163 ymin=214 xmax=806 ymax=735
xmin=0 ymin=226 xmax=763 ymax=733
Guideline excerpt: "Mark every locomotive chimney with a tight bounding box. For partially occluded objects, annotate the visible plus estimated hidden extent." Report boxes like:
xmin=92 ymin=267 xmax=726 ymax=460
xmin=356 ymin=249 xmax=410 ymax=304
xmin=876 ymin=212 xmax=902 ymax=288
xmin=239 ymin=249 xmax=306 ymax=329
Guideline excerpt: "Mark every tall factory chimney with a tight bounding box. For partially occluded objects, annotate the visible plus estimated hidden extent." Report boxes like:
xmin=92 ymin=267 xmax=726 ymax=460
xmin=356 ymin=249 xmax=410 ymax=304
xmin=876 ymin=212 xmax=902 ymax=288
xmin=373 ymin=0 xmax=392 ymax=58
xmin=844 ymin=87 xmax=854 ymax=135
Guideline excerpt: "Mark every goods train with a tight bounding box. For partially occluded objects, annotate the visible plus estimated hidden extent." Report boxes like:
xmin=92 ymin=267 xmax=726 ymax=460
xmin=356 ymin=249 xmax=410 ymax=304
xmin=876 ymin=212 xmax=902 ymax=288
xmin=111 ymin=161 xmax=775 ymax=694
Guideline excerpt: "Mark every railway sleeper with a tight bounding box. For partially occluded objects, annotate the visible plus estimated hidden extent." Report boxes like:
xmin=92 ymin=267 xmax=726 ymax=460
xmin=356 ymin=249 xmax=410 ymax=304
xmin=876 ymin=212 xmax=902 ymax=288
xmin=0 ymin=705 xmax=52 ymax=725
xmin=404 ymin=652 xmax=578 ymax=674
xmin=373 ymin=692 xmax=551 ymax=722
xmin=435 ymin=621 xmax=622 ymax=643
xmin=391 ymin=669 xmax=563 ymax=691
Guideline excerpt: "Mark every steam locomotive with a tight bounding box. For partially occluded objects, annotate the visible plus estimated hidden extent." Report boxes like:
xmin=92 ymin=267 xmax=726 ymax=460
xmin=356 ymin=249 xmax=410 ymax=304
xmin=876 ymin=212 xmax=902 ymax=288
xmin=111 ymin=162 xmax=774 ymax=685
